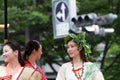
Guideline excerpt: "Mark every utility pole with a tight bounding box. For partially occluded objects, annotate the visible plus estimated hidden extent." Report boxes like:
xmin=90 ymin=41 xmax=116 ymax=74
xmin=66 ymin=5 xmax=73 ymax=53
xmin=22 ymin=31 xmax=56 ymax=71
xmin=4 ymin=0 xmax=8 ymax=43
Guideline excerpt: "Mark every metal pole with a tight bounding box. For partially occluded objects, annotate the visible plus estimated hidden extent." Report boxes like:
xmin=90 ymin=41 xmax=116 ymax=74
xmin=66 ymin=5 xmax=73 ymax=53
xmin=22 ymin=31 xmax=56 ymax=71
xmin=4 ymin=0 xmax=8 ymax=43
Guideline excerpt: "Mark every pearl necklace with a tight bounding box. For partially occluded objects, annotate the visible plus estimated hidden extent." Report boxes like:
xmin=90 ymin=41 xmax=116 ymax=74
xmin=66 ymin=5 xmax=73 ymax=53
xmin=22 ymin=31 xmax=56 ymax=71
xmin=72 ymin=61 xmax=84 ymax=80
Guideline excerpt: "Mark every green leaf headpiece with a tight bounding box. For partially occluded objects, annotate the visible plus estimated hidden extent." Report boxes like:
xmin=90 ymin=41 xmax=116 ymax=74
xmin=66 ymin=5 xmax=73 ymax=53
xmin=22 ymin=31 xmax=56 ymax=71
xmin=64 ymin=33 xmax=91 ymax=56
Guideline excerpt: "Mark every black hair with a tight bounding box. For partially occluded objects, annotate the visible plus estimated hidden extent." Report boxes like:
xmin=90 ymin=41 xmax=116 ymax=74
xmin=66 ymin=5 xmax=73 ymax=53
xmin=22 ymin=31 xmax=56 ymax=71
xmin=4 ymin=41 xmax=25 ymax=66
xmin=23 ymin=40 xmax=41 ymax=61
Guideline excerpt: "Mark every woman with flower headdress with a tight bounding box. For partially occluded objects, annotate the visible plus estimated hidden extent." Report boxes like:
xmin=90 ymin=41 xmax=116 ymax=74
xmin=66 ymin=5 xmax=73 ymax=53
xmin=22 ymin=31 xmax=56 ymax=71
xmin=56 ymin=33 xmax=104 ymax=80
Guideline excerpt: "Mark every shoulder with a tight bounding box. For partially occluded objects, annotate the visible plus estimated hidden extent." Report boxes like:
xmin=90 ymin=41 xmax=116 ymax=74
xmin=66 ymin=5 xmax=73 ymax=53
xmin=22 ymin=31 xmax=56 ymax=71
xmin=0 ymin=66 xmax=6 ymax=76
xmin=60 ymin=62 xmax=71 ymax=68
xmin=84 ymin=62 xmax=104 ymax=80
xmin=84 ymin=62 xmax=100 ymax=72
xmin=84 ymin=62 xmax=98 ymax=68
xmin=18 ymin=67 xmax=41 ymax=80
xmin=58 ymin=62 xmax=71 ymax=72
xmin=83 ymin=62 xmax=104 ymax=80
xmin=84 ymin=62 xmax=94 ymax=65
xmin=0 ymin=66 xmax=5 ymax=71
xmin=0 ymin=66 xmax=5 ymax=69
xmin=23 ymin=67 xmax=34 ymax=73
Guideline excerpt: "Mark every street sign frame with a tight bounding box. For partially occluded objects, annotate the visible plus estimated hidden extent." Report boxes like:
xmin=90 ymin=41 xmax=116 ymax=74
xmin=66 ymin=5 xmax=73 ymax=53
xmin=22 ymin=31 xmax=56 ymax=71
xmin=52 ymin=0 xmax=77 ymax=39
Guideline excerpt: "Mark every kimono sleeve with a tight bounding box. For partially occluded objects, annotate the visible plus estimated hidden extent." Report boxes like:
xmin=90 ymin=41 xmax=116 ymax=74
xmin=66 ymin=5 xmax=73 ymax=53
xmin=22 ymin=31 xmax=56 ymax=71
xmin=18 ymin=67 xmax=41 ymax=80
xmin=84 ymin=62 xmax=105 ymax=80
xmin=88 ymin=70 xmax=104 ymax=80
xmin=0 ymin=66 xmax=6 ymax=76
xmin=56 ymin=64 xmax=66 ymax=80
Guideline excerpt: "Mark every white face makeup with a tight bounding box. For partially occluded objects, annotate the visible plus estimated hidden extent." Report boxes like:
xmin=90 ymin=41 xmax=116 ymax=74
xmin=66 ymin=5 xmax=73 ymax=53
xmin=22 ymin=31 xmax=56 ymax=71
xmin=3 ymin=45 xmax=15 ymax=63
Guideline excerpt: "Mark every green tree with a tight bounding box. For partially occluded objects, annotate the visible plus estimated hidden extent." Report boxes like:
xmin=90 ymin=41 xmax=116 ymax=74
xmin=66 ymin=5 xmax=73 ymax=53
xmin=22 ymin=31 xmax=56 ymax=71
xmin=0 ymin=0 xmax=120 ymax=80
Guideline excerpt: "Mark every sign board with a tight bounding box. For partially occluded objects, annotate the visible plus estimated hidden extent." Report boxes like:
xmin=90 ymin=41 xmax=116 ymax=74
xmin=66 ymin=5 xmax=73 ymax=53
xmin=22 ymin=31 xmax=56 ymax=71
xmin=52 ymin=0 xmax=77 ymax=39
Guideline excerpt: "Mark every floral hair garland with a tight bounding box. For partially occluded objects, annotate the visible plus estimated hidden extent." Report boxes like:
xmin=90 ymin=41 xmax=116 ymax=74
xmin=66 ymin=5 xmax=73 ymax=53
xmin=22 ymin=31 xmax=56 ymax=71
xmin=64 ymin=33 xmax=91 ymax=56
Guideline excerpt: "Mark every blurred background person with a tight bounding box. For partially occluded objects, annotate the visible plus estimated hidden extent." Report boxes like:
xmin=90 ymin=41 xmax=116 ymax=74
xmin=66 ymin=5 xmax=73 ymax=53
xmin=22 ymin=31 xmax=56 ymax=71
xmin=0 ymin=41 xmax=24 ymax=80
xmin=0 ymin=41 xmax=41 ymax=80
xmin=23 ymin=40 xmax=47 ymax=80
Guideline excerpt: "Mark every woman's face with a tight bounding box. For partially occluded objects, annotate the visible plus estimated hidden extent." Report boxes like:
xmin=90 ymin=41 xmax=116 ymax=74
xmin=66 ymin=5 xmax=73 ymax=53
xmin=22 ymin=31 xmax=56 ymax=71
xmin=35 ymin=45 xmax=42 ymax=60
xmin=67 ymin=40 xmax=80 ymax=58
xmin=3 ymin=45 xmax=16 ymax=63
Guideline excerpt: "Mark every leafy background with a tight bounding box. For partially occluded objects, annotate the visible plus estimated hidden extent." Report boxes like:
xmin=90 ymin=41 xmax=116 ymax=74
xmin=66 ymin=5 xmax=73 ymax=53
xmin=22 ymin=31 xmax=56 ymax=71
xmin=0 ymin=0 xmax=120 ymax=80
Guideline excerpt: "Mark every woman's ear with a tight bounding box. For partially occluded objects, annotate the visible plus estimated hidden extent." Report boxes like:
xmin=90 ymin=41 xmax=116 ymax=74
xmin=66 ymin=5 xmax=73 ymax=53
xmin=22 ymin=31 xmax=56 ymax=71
xmin=78 ymin=46 xmax=82 ymax=51
xmin=14 ymin=50 xmax=19 ymax=56
xmin=32 ymin=49 xmax=36 ymax=54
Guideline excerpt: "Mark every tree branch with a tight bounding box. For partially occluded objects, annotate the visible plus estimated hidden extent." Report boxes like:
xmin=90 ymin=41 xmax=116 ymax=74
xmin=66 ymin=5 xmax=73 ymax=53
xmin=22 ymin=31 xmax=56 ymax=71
xmin=104 ymin=53 xmax=120 ymax=71
xmin=100 ymin=41 xmax=109 ymax=69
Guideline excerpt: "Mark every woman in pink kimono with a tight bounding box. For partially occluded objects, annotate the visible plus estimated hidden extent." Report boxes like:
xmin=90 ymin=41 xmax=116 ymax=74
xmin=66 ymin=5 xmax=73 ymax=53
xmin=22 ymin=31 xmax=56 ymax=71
xmin=56 ymin=33 xmax=104 ymax=80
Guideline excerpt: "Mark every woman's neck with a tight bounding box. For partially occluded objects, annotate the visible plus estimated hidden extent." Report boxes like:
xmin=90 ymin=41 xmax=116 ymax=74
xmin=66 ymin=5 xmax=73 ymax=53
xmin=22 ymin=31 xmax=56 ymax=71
xmin=28 ymin=55 xmax=36 ymax=66
xmin=7 ymin=60 xmax=20 ymax=69
xmin=72 ymin=57 xmax=83 ymax=67
xmin=6 ymin=61 xmax=21 ymax=75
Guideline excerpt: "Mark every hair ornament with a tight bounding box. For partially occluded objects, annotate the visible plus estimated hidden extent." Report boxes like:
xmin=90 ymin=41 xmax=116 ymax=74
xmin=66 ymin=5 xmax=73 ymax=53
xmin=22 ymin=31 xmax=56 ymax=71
xmin=64 ymin=33 xmax=91 ymax=56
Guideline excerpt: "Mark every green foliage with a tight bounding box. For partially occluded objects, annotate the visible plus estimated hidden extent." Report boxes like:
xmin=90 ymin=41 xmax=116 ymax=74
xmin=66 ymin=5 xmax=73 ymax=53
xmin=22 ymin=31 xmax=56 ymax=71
xmin=28 ymin=11 xmax=49 ymax=27
xmin=64 ymin=33 xmax=91 ymax=56
xmin=77 ymin=0 xmax=109 ymax=14
xmin=41 ymin=32 xmax=68 ymax=63
xmin=0 ymin=0 xmax=120 ymax=79
xmin=107 ymin=43 xmax=120 ymax=54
